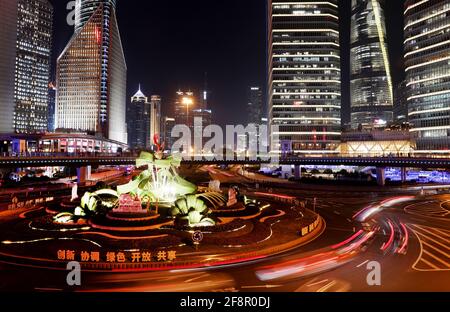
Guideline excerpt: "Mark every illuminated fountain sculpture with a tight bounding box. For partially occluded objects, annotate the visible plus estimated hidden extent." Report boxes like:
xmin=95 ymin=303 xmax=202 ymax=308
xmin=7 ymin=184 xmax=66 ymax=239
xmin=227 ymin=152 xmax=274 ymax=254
xmin=117 ymin=151 xmax=196 ymax=204
xmin=118 ymin=135 xmax=196 ymax=204
xmin=56 ymin=135 xmax=212 ymax=226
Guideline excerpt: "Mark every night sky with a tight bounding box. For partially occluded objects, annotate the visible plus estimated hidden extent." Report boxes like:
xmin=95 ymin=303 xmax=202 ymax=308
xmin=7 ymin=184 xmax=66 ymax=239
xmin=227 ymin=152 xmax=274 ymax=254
xmin=49 ymin=0 xmax=405 ymax=126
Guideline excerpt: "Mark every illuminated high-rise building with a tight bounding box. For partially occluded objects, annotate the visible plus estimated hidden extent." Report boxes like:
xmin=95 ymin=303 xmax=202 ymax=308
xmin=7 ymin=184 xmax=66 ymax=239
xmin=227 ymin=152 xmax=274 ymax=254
xmin=394 ymin=80 xmax=408 ymax=125
xmin=350 ymin=0 xmax=393 ymax=129
xmin=0 ymin=0 xmax=53 ymax=134
xmin=56 ymin=0 xmax=127 ymax=144
xmin=404 ymin=0 xmax=450 ymax=152
xmin=246 ymin=86 xmax=264 ymax=156
xmin=127 ymin=86 xmax=149 ymax=149
xmin=268 ymin=0 xmax=342 ymax=155
xmin=162 ymin=116 xmax=176 ymax=151
xmin=247 ymin=87 xmax=264 ymax=125
xmin=75 ymin=0 xmax=117 ymax=32
xmin=48 ymin=82 xmax=56 ymax=132
xmin=150 ymin=95 xmax=162 ymax=143
xmin=174 ymin=91 xmax=195 ymax=129
xmin=0 ymin=0 xmax=17 ymax=133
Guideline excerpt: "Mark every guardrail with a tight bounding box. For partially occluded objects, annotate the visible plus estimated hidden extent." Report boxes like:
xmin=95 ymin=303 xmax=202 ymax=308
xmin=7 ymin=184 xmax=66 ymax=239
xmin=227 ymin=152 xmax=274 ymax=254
xmin=1 ymin=154 xmax=449 ymax=168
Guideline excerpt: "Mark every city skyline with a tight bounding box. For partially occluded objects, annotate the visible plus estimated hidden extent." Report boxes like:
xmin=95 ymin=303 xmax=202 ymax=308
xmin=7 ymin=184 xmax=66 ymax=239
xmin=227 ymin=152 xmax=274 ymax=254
xmin=0 ymin=0 xmax=447 ymax=153
xmin=48 ymin=0 xmax=406 ymax=127
xmin=0 ymin=0 xmax=449 ymax=298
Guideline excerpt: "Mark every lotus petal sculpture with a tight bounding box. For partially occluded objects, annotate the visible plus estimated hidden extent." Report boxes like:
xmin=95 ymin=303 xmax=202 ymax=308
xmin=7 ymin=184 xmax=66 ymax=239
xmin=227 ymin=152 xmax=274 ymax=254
xmin=170 ymin=195 xmax=215 ymax=227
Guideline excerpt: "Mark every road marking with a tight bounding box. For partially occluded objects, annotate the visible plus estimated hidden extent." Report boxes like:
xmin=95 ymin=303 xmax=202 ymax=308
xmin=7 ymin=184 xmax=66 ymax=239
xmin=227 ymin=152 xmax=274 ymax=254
xmin=440 ymin=200 xmax=450 ymax=210
xmin=185 ymin=274 xmax=208 ymax=283
xmin=419 ymin=257 xmax=440 ymax=270
xmin=241 ymin=285 xmax=282 ymax=289
xmin=407 ymin=224 xmax=450 ymax=272
xmin=410 ymin=226 xmax=450 ymax=247
xmin=422 ymin=250 xmax=450 ymax=268
xmin=425 ymin=227 xmax=450 ymax=237
xmin=421 ymin=241 xmax=450 ymax=258
xmin=405 ymin=200 xmax=450 ymax=219
xmin=316 ymin=280 xmax=337 ymax=292
xmin=357 ymin=260 xmax=369 ymax=268
xmin=306 ymin=279 xmax=329 ymax=287
xmin=259 ymin=210 xmax=286 ymax=223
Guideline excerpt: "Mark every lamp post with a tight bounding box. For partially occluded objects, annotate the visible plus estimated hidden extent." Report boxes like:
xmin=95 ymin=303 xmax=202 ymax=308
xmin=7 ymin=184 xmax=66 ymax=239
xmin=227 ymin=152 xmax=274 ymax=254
xmin=181 ymin=96 xmax=194 ymax=157
xmin=182 ymin=96 xmax=194 ymax=129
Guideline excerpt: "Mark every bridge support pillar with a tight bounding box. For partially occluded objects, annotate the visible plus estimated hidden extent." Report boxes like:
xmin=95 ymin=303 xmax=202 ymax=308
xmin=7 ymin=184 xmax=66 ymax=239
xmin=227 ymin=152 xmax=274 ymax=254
xmin=376 ymin=167 xmax=386 ymax=187
xmin=401 ymin=167 xmax=407 ymax=183
xmin=77 ymin=166 xmax=91 ymax=184
xmin=294 ymin=165 xmax=301 ymax=180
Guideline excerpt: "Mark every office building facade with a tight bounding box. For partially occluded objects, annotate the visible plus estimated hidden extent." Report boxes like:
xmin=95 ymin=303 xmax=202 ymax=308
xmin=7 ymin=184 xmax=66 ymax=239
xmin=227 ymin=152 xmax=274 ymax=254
xmin=150 ymin=95 xmax=162 ymax=143
xmin=404 ymin=0 xmax=450 ymax=151
xmin=247 ymin=87 xmax=264 ymax=125
xmin=268 ymin=0 xmax=342 ymax=154
xmin=350 ymin=0 xmax=394 ymax=129
xmin=127 ymin=87 xmax=150 ymax=150
xmin=0 ymin=0 xmax=53 ymax=134
xmin=174 ymin=91 xmax=195 ymax=128
xmin=56 ymin=0 xmax=127 ymax=144
xmin=162 ymin=117 xmax=176 ymax=151
xmin=48 ymin=82 xmax=56 ymax=132
xmin=75 ymin=0 xmax=117 ymax=32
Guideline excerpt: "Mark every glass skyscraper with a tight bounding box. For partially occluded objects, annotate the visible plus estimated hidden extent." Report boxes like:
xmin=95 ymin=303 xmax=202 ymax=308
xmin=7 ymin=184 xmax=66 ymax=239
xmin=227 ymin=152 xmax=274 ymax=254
xmin=150 ymin=95 xmax=162 ymax=145
xmin=0 ymin=0 xmax=53 ymax=134
xmin=350 ymin=0 xmax=393 ymax=129
xmin=75 ymin=0 xmax=117 ymax=32
xmin=174 ymin=91 xmax=195 ymax=129
xmin=247 ymin=87 xmax=264 ymax=125
xmin=56 ymin=0 xmax=127 ymax=144
xmin=404 ymin=0 xmax=450 ymax=152
xmin=127 ymin=87 xmax=150 ymax=150
xmin=268 ymin=0 xmax=342 ymax=155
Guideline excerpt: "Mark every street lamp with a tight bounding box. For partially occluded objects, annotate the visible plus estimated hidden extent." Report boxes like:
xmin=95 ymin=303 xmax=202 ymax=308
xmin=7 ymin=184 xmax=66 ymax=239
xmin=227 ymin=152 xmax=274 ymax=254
xmin=182 ymin=96 xmax=194 ymax=127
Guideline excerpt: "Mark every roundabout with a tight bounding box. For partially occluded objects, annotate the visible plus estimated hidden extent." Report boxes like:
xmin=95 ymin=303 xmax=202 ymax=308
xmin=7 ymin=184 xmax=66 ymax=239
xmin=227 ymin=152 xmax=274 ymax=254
xmin=1 ymin=151 xmax=447 ymax=292
xmin=0 ymin=150 xmax=323 ymax=273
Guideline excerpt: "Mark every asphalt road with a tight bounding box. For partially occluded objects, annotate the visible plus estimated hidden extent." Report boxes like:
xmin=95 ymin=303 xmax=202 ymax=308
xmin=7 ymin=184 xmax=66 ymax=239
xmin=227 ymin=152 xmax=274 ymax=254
xmin=1 ymin=181 xmax=448 ymax=292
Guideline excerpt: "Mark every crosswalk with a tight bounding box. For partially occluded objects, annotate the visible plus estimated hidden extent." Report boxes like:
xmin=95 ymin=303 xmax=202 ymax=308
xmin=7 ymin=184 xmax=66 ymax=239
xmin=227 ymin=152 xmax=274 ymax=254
xmin=407 ymin=224 xmax=450 ymax=272
xmin=404 ymin=201 xmax=450 ymax=219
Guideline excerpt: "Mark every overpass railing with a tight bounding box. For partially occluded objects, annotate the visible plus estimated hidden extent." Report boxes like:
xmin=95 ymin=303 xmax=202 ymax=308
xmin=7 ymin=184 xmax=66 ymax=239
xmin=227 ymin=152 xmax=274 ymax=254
xmin=0 ymin=153 xmax=449 ymax=163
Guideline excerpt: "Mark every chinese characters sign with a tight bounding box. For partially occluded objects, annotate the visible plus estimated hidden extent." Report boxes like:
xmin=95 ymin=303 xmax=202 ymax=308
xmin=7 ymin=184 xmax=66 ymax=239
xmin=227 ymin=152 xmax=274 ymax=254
xmin=57 ymin=250 xmax=177 ymax=263
xmin=8 ymin=197 xmax=54 ymax=210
